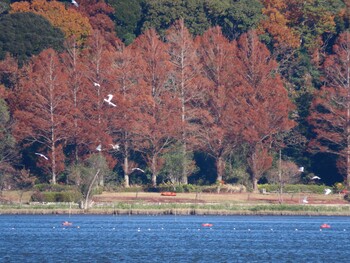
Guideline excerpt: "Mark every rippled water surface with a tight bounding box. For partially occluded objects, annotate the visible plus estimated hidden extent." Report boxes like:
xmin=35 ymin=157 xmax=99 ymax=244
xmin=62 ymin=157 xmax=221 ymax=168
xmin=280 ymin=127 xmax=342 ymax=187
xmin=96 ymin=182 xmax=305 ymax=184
xmin=1 ymin=215 xmax=350 ymax=262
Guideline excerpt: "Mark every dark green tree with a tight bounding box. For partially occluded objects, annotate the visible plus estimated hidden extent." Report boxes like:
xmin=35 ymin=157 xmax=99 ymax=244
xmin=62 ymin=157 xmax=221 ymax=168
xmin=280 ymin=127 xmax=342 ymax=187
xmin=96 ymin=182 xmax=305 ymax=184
xmin=107 ymin=0 xmax=144 ymax=45
xmin=0 ymin=0 xmax=10 ymax=14
xmin=0 ymin=12 xmax=64 ymax=65
xmin=141 ymin=0 xmax=210 ymax=37
xmin=204 ymin=0 xmax=263 ymax=40
xmin=0 ymin=94 xmax=16 ymax=190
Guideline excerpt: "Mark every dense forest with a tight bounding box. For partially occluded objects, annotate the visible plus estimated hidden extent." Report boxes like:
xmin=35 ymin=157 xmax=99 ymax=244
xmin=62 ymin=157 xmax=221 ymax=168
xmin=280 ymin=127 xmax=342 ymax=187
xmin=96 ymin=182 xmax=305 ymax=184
xmin=0 ymin=0 xmax=350 ymax=194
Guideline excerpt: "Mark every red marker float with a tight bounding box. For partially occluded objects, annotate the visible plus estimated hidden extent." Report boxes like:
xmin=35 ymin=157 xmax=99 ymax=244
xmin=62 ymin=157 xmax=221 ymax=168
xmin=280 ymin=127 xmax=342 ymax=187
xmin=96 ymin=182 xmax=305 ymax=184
xmin=320 ymin=223 xmax=331 ymax=229
xmin=202 ymin=223 xmax=213 ymax=227
xmin=62 ymin=221 xmax=73 ymax=227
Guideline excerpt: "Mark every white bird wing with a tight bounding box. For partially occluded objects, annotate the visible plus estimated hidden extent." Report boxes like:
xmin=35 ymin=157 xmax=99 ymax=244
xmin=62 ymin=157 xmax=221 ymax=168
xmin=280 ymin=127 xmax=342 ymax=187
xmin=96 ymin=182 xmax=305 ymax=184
xmin=72 ymin=0 xmax=79 ymax=7
xmin=35 ymin=153 xmax=48 ymax=160
xmin=96 ymin=144 xmax=102 ymax=151
xmin=311 ymin=176 xmax=321 ymax=180
xmin=109 ymin=101 xmax=116 ymax=107
xmin=93 ymin=82 xmax=100 ymax=87
xmin=132 ymin=168 xmax=145 ymax=173
xmin=111 ymin=144 xmax=120 ymax=150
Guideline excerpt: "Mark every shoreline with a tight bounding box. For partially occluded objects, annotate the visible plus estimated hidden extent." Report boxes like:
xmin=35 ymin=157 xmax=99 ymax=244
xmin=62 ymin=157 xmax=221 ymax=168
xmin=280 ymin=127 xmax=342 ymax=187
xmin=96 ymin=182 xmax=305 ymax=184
xmin=2 ymin=191 xmax=350 ymax=216
xmin=2 ymin=206 xmax=350 ymax=216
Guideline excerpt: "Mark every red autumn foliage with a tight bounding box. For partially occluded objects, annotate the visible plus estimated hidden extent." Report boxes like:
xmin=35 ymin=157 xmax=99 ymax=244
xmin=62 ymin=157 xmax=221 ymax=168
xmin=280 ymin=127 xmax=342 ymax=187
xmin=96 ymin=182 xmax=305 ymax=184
xmin=13 ymin=49 xmax=73 ymax=184
xmin=308 ymin=32 xmax=350 ymax=187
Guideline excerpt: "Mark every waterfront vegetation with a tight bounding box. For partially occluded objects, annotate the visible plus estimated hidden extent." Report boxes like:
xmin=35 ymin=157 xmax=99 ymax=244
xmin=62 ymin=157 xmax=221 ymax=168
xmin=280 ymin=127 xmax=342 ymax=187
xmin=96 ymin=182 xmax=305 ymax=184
xmin=1 ymin=187 xmax=350 ymax=216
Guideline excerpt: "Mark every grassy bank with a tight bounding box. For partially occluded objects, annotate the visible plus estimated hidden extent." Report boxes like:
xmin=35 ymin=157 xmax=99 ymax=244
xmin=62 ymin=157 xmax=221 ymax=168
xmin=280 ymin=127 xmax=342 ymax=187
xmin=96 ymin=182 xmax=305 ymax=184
xmin=1 ymin=191 xmax=350 ymax=216
xmin=1 ymin=202 xmax=350 ymax=216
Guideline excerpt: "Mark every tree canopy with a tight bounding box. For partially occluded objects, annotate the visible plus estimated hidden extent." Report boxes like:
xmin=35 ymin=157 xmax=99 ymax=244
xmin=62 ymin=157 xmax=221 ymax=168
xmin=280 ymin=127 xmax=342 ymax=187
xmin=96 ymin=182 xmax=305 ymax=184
xmin=0 ymin=12 xmax=64 ymax=64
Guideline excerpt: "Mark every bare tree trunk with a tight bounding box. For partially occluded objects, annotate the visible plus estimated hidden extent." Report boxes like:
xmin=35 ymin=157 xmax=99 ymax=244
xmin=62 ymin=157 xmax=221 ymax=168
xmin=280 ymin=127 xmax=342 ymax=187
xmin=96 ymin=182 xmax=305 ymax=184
xmin=151 ymin=155 xmax=157 ymax=187
xmin=51 ymin=143 xmax=56 ymax=185
xmin=216 ymin=156 xmax=224 ymax=182
xmin=347 ymin=41 xmax=350 ymax=189
xmin=181 ymin=142 xmax=188 ymax=184
xmin=124 ymin=148 xmax=130 ymax=188
xmin=83 ymin=169 xmax=100 ymax=210
xmin=253 ymin=177 xmax=258 ymax=193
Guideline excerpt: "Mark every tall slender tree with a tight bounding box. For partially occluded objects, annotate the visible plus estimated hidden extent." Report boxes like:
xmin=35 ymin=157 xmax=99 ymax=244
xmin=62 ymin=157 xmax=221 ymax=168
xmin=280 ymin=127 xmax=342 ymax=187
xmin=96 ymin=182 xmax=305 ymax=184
xmin=196 ymin=26 xmax=242 ymax=183
xmin=81 ymin=31 xmax=117 ymax=184
xmin=131 ymin=28 xmax=180 ymax=187
xmin=13 ymin=49 xmax=73 ymax=184
xmin=308 ymin=31 xmax=350 ymax=187
xmin=109 ymin=44 xmax=144 ymax=187
xmin=234 ymin=31 xmax=295 ymax=191
xmin=166 ymin=19 xmax=204 ymax=184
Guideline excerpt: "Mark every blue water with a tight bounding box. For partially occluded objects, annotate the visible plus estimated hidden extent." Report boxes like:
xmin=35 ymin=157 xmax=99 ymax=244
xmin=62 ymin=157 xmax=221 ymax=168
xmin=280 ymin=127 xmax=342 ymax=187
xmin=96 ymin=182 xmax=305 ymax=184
xmin=0 ymin=215 xmax=350 ymax=262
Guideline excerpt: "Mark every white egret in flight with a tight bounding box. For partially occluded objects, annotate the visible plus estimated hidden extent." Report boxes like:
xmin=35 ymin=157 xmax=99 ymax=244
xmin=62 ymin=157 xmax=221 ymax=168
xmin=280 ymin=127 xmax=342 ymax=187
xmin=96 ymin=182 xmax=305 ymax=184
xmin=311 ymin=176 xmax=321 ymax=180
xmin=35 ymin=153 xmax=48 ymax=160
xmin=132 ymin=168 xmax=145 ymax=173
xmin=110 ymin=144 xmax=120 ymax=150
xmin=96 ymin=144 xmax=102 ymax=152
xmin=104 ymin=94 xmax=116 ymax=107
xmin=93 ymin=82 xmax=100 ymax=87
xmin=71 ymin=0 xmax=79 ymax=7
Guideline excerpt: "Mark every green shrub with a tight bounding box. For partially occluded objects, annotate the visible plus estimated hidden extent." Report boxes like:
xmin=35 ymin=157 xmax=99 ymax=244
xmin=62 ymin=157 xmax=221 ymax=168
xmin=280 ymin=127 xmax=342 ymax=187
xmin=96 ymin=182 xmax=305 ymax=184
xmin=157 ymin=184 xmax=198 ymax=193
xmin=31 ymin=191 xmax=82 ymax=202
xmin=258 ymin=184 xmax=329 ymax=194
xmin=33 ymin=183 xmax=77 ymax=192
xmin=201 ymin=185 xmax=218 ymax=193
xmin=109 ymin=185 xmax=144 ymax=192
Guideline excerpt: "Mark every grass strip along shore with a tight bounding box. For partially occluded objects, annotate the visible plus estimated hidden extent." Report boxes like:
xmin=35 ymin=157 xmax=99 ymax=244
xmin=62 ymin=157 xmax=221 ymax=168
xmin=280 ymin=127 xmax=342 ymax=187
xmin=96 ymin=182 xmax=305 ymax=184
xmin=1 ymin=191 xmax=350 ymax=216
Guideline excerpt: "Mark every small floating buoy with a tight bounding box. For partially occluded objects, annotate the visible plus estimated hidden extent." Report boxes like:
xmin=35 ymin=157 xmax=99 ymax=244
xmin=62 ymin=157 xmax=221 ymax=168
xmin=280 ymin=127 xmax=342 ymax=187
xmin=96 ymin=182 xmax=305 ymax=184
xmin=320 ymin=223 xmax=331 ymax=229
xmin=62 ymin=221 xmax=72 ymax=227
xmin=202 ymin=223 xmax=213 ymax=227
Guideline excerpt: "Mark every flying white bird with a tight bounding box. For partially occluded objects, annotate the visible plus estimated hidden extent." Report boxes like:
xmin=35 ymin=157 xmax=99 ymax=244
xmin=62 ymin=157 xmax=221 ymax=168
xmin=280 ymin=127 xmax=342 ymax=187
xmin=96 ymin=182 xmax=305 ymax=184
xmin=71 ymin=0 xmax=79 ymax=7
xmin=96 ymin=144 xmax=102 ymax=152
xmin=311 ymin=176 xmax=321 ymax=180
xmin=110 ymin=144 xmax=120 ymax=150
xmin=93 ymin=82 xmax=100 ymax=87
xmin=302 ymin=196 xmax=308 ymax=204
xmin=324 ymin=188 xmax=332 ymax=195
xmin=298 ymin=167 xmax=304 ymax=172
xmin=35 ymin=153 xmax=48 ymax=160
xmin=104 ymin=94 xmax=116 ymax=107
xmin=132 ymin=168 xmax=145 ymax=173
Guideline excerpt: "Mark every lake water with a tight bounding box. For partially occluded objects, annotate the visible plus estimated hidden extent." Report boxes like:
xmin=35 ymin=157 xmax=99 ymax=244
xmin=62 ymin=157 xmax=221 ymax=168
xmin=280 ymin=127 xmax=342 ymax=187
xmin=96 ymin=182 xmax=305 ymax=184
xmin=0 ymin=215 xmax=350 ymax=262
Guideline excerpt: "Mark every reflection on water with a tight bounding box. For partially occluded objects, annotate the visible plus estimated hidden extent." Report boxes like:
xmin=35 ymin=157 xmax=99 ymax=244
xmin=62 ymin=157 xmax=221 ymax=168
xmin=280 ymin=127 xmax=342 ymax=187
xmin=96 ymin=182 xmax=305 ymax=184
xmin=1 ymin=215 xmax=350 ymax=262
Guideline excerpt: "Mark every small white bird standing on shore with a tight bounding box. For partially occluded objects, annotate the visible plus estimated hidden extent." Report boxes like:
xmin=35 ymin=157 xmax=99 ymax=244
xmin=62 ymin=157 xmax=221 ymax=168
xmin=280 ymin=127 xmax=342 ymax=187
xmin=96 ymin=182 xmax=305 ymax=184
xmin=311 ymin=176 xmax=321 ymax=180
xmin=324 ymin=188 xmax=332 ymax=195
xmin=302 ymin=196 xmax=308 ymax=204
xmin=93 ymin=82 xmax=100 ymax=87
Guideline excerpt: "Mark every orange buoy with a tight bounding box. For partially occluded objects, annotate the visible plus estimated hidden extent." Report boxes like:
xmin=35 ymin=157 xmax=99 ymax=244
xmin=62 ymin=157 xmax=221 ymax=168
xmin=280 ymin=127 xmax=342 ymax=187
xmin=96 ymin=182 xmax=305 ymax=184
xmin=202 ymin=223 xmax=213 ymax=227
xmin=320 ymin=223 xmax=331 ymax=229
xmin=160 ymin=192 xmax=176 ymax=196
